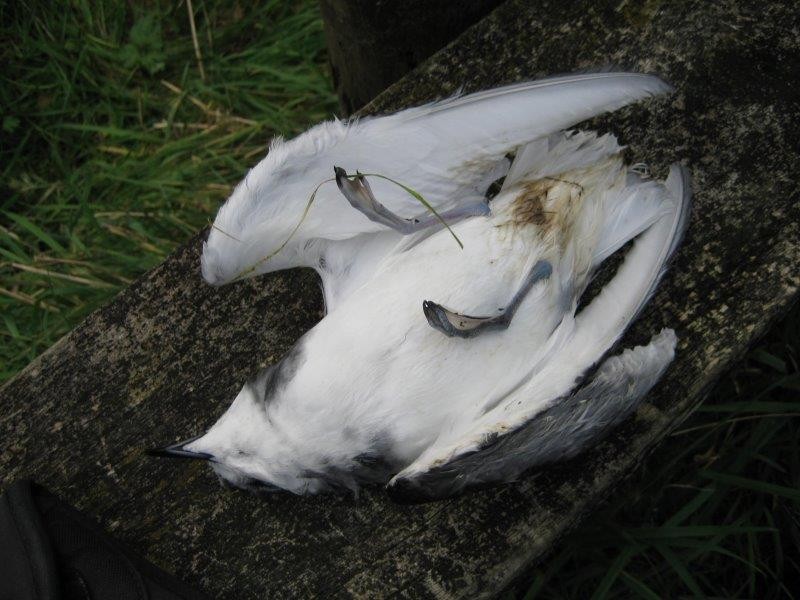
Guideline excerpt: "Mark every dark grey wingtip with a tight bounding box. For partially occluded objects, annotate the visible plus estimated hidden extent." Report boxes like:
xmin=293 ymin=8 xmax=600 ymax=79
xmin=145 ymin=436 xmax=212 ymax=461
xmin=386 ymin=473 xmax=483 ymax=504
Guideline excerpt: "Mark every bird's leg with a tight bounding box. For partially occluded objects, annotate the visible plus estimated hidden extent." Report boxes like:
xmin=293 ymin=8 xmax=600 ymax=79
xmin=334 ymin=166 xmax=488 ymax=234
xmin=423 ymin=260 xmax=552 ymax=338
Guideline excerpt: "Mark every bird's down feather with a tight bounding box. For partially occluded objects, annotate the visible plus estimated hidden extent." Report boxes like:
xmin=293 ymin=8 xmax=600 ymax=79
xmin=155 ymin=72 xmax=689 ymax=502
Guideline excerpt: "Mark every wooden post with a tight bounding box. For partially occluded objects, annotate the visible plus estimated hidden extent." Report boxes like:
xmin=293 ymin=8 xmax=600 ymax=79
xmin=319 ymin=0 xmax=505 ymax=113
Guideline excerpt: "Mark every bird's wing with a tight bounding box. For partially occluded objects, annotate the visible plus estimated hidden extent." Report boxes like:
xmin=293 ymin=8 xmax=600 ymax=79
xmin=201 ymin=72 xmax=672 ymax=313
xmin=387 ymin=165 xmax=691 ymax=502
xmin=387 ymin=329 xmax=677 ymax=503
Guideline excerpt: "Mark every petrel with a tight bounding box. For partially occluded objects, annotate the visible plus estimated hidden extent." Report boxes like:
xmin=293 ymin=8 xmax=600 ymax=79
xmin=149 ymin=72 xmax=690 ymax=502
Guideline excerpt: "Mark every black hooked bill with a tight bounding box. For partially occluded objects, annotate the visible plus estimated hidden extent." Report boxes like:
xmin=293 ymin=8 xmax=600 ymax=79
xmin=145 ymin=435 xmax=213 ymax=461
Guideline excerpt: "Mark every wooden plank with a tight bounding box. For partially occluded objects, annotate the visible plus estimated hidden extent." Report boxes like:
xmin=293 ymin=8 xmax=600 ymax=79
xmin=1 ymin=0 xmax=798 ymax=597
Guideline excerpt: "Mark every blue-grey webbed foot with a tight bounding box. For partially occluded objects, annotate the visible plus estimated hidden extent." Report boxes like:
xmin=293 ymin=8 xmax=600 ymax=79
xmin=423 ymin=260 xmax=552 ymax=338
xmin=334 ymin=166 xmax=488 ymax=234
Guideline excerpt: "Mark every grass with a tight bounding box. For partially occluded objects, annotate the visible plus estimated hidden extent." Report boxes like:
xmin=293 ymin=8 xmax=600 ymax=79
xmin=2 ymin=1 xmax=798 ymax=597
xmin=0 ymin=0 xmax=337 ymax=379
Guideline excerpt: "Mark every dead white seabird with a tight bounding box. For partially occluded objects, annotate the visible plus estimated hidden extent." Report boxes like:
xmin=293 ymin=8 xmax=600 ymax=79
xmin=148 ymin=72 xmax=691 ymax=502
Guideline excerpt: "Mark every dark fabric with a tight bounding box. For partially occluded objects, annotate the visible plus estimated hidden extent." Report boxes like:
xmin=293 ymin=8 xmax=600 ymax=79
xmin=0 ymin=480 xmax=59 ymax=600
xmin=0 ymin=480 xmax=210 ymax=600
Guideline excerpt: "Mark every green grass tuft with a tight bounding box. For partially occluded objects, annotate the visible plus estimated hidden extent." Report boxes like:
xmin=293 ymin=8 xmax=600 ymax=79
xmin=0 ymin=0 xmax=337 ymax=380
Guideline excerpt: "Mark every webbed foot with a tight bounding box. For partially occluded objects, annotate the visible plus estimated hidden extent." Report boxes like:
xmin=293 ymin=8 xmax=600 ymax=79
xmin=334 ymin=166 xmax=488 ymax=234
xmin=424 ymin=260 xmax=552 ymax=338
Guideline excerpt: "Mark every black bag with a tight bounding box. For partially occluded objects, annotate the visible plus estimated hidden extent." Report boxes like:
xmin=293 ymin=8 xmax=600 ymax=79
xmin=0 ymin=480 xmax=210 ymax=600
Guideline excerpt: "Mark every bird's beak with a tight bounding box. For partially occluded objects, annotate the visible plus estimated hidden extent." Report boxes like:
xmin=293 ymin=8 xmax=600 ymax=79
xmin=145 ymin=435 xmax=213 ymax=461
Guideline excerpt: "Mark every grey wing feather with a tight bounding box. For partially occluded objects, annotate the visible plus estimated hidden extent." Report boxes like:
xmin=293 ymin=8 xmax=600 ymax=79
xmin=387 ymin=328 xmax=677 ymax=503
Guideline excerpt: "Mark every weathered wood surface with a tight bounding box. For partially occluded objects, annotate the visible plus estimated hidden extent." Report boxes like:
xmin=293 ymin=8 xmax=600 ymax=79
xmin=2 ymin=1 xmax=799 ymax=597
xmin=319 ymin=0 xmax=505 ymax=113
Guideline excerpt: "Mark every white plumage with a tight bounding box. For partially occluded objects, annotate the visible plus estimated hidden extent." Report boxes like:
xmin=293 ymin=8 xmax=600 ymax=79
xmin=151 ymin=72 xmax=691 ymax=502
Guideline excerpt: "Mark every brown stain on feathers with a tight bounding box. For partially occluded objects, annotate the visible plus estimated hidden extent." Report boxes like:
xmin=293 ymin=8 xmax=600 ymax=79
xmin=512 ymin=177 xmax=581 ymax=229
xmin=512 ymin=180 xmax=551 ymax=227
xmin=506 ymin=176 xmax=585 ymax=254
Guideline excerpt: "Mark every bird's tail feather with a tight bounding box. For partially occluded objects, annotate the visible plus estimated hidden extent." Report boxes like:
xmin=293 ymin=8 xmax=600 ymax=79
xmin=576 ymin=164 xmax=691 ymax=348
xmin=510 ymin=165 xmax=690 ymax=414
xmin=500 ymin=130 xmax=623 ymax=192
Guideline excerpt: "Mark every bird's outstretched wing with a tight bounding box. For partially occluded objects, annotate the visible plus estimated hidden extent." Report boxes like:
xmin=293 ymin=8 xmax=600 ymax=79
xmin=201 ymin=72 xmax=672 ymax=312
xmin=387 ymin=165 xmax=691 ymax=502
xmin=387 ymin=329 xmax=677 ymax=503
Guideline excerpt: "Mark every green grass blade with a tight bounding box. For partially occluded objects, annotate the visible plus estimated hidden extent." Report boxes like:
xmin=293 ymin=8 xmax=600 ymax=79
xmin=700 ymin=470 xmax=800 ymax=501
xmin=590 ymin=546 xmax=639 ymax=600
xmin=653 ymin=544 xmax=705 ymax=597
xmin=619 ymin=571 xmax=662 ymax=600
xmin=4 ymin=211 xmax=66 ymax=253
xmin=360 ymin=172 xmax=465 ymax=249
xmin=664 ymin=487 xmax=716 ymax=527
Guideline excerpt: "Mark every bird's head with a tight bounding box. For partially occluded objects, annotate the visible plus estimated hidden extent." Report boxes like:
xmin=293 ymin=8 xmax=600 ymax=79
xmin=147 ymin=372 xmax=290 ymax=494
xmin=146 ymin=345 xmax=329 ymax=495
